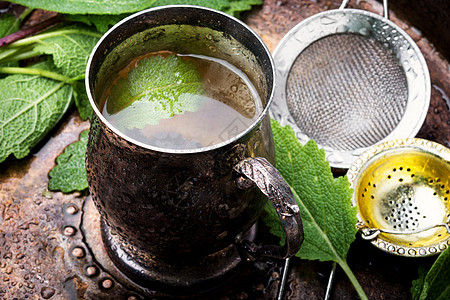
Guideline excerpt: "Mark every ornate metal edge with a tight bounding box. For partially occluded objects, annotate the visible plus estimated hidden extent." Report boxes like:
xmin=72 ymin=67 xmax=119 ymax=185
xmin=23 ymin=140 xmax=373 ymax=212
xmin=347 ymin=138 xmax=450 ymax=257
xmin=270 ymin=8 xmax=431 ymax=169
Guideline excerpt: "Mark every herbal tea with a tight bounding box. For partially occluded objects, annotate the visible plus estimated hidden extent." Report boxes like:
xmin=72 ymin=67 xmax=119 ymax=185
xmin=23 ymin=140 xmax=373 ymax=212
xmin=100 ymin=51 xmax=263 ymax=149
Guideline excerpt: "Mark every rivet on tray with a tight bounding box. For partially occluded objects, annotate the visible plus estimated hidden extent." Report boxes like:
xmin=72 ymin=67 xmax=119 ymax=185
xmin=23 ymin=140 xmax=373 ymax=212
xmin=378 ymin=242 xmax=386 ymax=249
xmin=101 ymin=278 xmax=114 ymax=289
xmin=429 ymin=247 xmax=437 ymax=253
xmin=65 ymin=204 xmax=79 ymax=215
xmin=63 ymin=226 xmax=76 ymax=236
xmin=408 ymin=249 xmax=416 ymax=256
xmin=419 ymin=248 xmax=427 ymax=255
xmin=387 ymin=245 xmax=395 ymax=252
xmin=85 ymin=265 xmax=98 ymax=277
xmin=397 ymin=248 xmax=405 ymax=255
xmin=71 ymin=247 xmax=85 ymax=258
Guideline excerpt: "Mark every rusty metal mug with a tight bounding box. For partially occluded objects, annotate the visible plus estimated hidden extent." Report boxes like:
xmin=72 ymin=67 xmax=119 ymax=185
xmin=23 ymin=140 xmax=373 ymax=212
xmin=85 ymin=5 xmax=303 ymax=294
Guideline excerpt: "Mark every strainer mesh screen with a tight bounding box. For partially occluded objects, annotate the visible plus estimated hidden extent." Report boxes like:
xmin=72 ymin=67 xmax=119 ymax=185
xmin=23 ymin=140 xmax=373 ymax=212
xmin=286 ymin=33 xmax=408 ymax=151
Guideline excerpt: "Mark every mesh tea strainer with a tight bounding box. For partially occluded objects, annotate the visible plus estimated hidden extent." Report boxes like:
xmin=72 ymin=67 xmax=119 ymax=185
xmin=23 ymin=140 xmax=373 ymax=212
xmin=347 ymin=138 xmax=450 ymax=257
xmin=270 ymin=0 xmax=431 ymax=169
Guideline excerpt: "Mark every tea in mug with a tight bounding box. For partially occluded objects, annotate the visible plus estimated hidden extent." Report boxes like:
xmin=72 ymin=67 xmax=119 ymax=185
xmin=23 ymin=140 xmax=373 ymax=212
xmin=100 ymin=51 xmax=263 ymax=149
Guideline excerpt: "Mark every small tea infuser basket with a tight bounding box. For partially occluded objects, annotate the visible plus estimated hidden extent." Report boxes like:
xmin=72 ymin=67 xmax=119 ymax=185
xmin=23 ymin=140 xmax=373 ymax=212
xmin=347 ymin=138 xmax=450 ymax=257
xmin=270 ymin=0 xmax=431 ymax=169
xmin=317 ymin=139 xmax=450 ymax=299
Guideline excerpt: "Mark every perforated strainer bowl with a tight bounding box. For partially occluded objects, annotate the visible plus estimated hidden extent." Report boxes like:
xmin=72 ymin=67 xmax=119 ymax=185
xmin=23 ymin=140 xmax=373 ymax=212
xmin=271 ymin=0 xmax=431 ymax=169
xmin=347 ymin=138 xmax=450 ymax=257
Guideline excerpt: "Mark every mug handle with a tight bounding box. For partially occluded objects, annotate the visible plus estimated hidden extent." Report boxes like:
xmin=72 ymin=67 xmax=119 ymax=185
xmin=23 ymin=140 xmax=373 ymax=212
xmin=233 ymin=157 xmax=304 ymax=260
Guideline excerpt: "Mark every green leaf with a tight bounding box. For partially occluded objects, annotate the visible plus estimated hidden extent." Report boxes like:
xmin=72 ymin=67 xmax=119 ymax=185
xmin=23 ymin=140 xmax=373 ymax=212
xmin=264 ymin=120 xmax=366 ymax=299
xmin=9 ymin=0 xmax=261 ymax=17
xmin=9 ymin=0 xmax=157 ymax=15
xmin=65 ymin=0 xmax=263 ymax=33
xmin=412 ymin=247 xmax=450 ymax=300
xmin=0 ymin=61 xmax=19 ymax=69
xmin=7 ymin=0 xmax=220 ymax=15
xmin=0 ymin=7 xmax=33 ymax=39
xmin=265 ymin=120 xmax=357 ymax=260
xmin=0 ymin=60 xmax=73 ymax=163
xmin=225 ymin=0 xmax=263 ymax=17
xmin=33 ymin=26 xmax=101 ymax=78
xmin=48 ymin=130 xmax=89 ymax=192
xmin=153 ymin=0 xmax=262 ymax=18
xmin=64 ymin=13 xmax=127 ymax=33
xmin=73 ymin=81 xmax=93 ymax=120
xmin=412 ymin=266 xmax=429 ymax=300
xmin=107 ymin=54 xmax=204 ymax=129
xmin=0 ymin=13 xmax=19 ymax=38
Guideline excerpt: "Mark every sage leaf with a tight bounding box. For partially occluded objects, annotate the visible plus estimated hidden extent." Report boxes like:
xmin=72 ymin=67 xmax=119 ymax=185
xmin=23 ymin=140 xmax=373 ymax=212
xmin=107 ymin=54 xmax=204 ymax=129
xmin=64 ymin=14 xmax=127 ymax=33
xmin=265 ymin=120 xmax=357 ymax=260
xmin=0 ymin=60 xmax=73 ymax=163
xmin=73 ymin=81 xmax=93 ymax=120
xmin=9 ymin=0 xmax=159 ymax=15
xmin=412 ymin=247 xmax=450 ymax=300
xmin=9 ymin=0 xmax=261 ymax=17
xmin=0 ymin=14 xmax=21 ymax=67
xmin=265 ymin=120 xmax=367 ymax=299
xmin=33 ymin=26 xmax=101 ymax=78
xmin=226 ymin=0 xmax=264 ymax=17
xmin=0 ymin=13 xmax=19 ymax=39
xmin=64 ymin=0 xmax=263 ymax=33
xmin=48 ymin=130 xmax=89 ymax=193
xmin=153 ymin=0 xmax=263 ymax=18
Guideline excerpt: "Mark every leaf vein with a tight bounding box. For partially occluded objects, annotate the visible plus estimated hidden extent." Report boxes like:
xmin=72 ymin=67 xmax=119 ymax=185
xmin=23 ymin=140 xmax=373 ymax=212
xmin=0 ymin=82 xmax=66 ymax=129
xmin=291 ymin=188 xmax=341 ymax=261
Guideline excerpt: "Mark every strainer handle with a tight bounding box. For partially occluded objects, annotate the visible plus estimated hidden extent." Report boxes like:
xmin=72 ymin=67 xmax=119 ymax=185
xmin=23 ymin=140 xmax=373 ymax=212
xmin=359 ymin=222 xmax=450 ymax=240
xmin=340 ymin=0 xmax=389 ymax=19
xmin=233 ymin=157 xmax=304 ymax=260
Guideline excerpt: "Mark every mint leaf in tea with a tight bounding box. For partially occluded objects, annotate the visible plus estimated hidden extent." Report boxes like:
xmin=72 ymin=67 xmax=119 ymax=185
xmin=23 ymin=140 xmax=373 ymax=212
xmin=105 ymin=54 xmax=205 ymax=115
xmin=101 ymin=52 xmax=262 ymax=150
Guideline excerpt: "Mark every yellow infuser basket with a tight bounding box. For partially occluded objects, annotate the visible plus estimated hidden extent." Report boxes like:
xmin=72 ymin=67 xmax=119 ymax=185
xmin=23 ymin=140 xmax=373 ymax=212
xmin=347 ymin=138 xmax=450 ymax=257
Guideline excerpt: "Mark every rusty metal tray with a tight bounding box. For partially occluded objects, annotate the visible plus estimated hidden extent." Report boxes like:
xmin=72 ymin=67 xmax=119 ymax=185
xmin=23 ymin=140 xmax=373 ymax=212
xmin=1 ymin=0 xmax=449 ymax=299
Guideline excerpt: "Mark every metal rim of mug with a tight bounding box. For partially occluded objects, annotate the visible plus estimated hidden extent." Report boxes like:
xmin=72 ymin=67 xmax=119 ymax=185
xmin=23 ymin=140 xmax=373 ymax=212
xmin=85 ymin=5 xmax=275 ymax=154
xmin=270 ymin=7 xmax=431 ymax=169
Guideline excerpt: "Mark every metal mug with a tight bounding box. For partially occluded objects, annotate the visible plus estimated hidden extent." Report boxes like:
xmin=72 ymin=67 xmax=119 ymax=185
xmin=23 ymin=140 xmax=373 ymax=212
xmin=85 ymin=5 xmax=303 ymax=294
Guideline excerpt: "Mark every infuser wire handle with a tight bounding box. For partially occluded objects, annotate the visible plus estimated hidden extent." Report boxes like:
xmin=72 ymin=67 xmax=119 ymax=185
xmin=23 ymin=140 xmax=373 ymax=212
xmin=339 ymin=0 xmax=389 ymax=19
xmin=324 ymin=262 xmax=338 ymax=300
xmin=277 ymin=257 xmax=291 ymax=300
xmin=359 ymin=222 xmax=450 ymax=240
